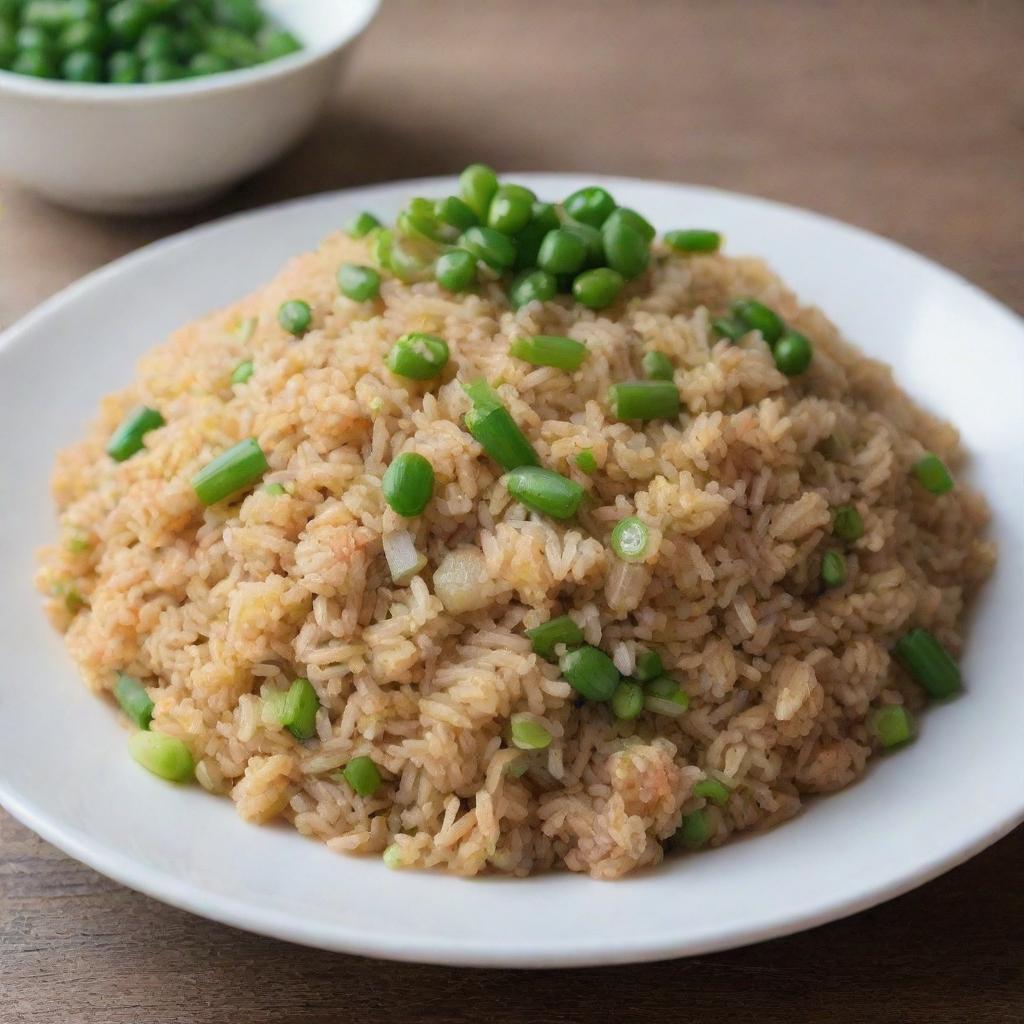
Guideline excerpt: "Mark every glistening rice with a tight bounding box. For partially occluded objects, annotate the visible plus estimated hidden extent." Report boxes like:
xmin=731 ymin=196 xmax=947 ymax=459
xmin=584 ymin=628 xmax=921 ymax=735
xmin=37 ymin=232 xmax=993 ymax=878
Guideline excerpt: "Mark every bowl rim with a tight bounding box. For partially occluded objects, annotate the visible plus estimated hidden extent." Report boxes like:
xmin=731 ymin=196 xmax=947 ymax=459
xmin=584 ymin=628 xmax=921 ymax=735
xmin=0 ymin=0 xmax=379 ymax=104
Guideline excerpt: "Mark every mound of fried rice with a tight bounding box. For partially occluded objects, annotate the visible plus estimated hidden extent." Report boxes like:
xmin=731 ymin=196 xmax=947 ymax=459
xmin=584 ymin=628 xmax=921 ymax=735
xmin=37 ymin=229 xmax=993 ymax=878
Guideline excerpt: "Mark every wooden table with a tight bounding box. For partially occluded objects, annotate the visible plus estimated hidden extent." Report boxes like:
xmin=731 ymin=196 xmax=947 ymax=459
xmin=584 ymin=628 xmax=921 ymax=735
xmin=2 ymin=2 xmax=1021 ymax=1020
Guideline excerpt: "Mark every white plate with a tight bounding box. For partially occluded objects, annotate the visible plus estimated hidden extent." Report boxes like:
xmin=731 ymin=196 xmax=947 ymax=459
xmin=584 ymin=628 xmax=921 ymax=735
xmin=1 ymin=176 xmax=1021 ymax=967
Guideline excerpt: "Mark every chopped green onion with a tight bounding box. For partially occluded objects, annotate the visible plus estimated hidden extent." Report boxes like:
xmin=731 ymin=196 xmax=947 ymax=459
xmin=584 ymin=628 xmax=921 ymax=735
xmin=869 ymin=705 xmax=915 ymax=748
xmin=508 ymin=334 xmax=588 ymax=371
xmin=387 ymin=332 xmax=450 ymax=380
xmin=610 ymin=516 xmax=650 ymax=562
xmin=731 ymin=298 xmax=784 ymax=345
xmin=634 ymin=649 xmax=663 ymax=683
xmin=383 ymin=843 xmax=404 ymax=869
xmin=192 ymin=438 xmax=268 ymax=506
xmin=345 ymin=210 xmax=381 ymax=239
xmin=397 ymin=197 xmax=447 ymax=242
xmin=128 ymin=731 xmax=193 ymax=783
xmin=506 ymin=755 xmax=531 ymax=778
xmin=337 ymin=263 xmax=381 ymax=302
xmin=106 ymin=406 xmax=165 ymax=462
xmin=559 ymin=645 xmax=620 ymax=702
xmin=711 ymin=317 xmax=746 ymax=342
xmin=526 ymin=615 xmax=584 ymax=660
xmin=231 ymin=359 xmax=254 ymax=385
xmin=505 ymin=466 xmax=584 ymax=520
xmin=343 ymin=755 xmax=381 ymax=797
xmin=263 ymin=482 xmax=286 ymax=496
xmin=611 ymin=680 xmax=644 ymax=721
xmin=114 ymin=675 xmax=154 ymax=730
xmin=832 ymin=504 xmax=864 ymax=542
xmin=382 ymin=452 xmax=435 ymax=518
xmin=677 ymin=809 xmax=711 ymax=849
xmin=462 ymin=380 xmax=539 ymax=471
xmin=234 ymin=316 xmax=256 ymax=343
xmin=608 ymin=379 xmax=680 ymax=420
xmin=641 ymin=351 xmax=674 ymax=380
xmin=574 ymin=449 xmax=597 ymax=474
xmin=509 ymin=713 xmax=552 ymax=750
xmin=277 ymin=299 xmax=312 ymax=336
xmin=67 ymin=534 xmax=91 ymax=555
xmin=664 ymin=229 xmax=722 ymax=253
xmin=693 ymin=778 xmax=731 ymax=807
xmin=821 ymin=550 xmax=847 ymax=588
xmin=894 ymin=628 xmax=961 ymax=699
xmin=276 ymin=677 xmax=319 ymax=740
xmin=912 ymin=453 xmax=954 ymax=494
xmin=367 ymin=228 xmax=394 ymax=270
xmin=643 ymin=674 xmax=689 ymax=717
xmin=773 ymin=330 xmax=813 ymax=376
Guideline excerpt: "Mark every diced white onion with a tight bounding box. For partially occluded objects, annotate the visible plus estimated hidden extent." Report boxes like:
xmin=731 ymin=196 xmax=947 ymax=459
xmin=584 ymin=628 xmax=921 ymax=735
xmin=605 ymin=560 xmax=649 ymax=614
xmin=383 ymin=530 xmax=426 ymax=585
xmin=644 ymin=695 xmax=688 ymax=718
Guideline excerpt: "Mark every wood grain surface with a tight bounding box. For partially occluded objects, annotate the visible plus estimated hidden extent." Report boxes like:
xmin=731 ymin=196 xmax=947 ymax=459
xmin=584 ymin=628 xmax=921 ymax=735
xmin=1 ymin=2 xmax=1022 ymax=1020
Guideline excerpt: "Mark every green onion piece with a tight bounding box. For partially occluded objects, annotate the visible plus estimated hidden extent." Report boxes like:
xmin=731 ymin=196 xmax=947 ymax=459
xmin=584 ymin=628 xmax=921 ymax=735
xmin=641 ymin=351 xmax=674 ymax=380
xmin=912 ymin=453 xmax=954 ymax=494
xmin=192 ymin=438 xmax=269 ymax=506
xmin=114 ymin=675 xmax=154 ymax=730
xmin=821 ymin=550 xmax=847 ymax=588
xmin=342 ymin=755 xmax=381 ymax=796
xmin=278 ymin=677 xmax=319 ymax=740
xmin=731 ymin=298 xmax=784 ymax=345
xmin=383 ymin=843 xmax=404 ymax=869
xmin=234 ymin=316 xmax=256 ymax=343
xmin=506 ymin=756 xmax=531 ymax=778
xmin=832 ymin=504 xmax=864 ymax=542
xmin=67 ymin=534 xmax=91 ymax=554
xmin=643 ymin=674 xmax=689 ymax=716
xmin=611 ymin=680 xmax=644 ymax=721
xmin=367 ymin=227 xmax=394 ymax=270
xmin=277 ymin=299 xmax=312 ymax=336
xmin=508 ymin=334 xmax=588 ymax=371
xmin=608 ymin=379 xmax=680 ymax=420
xmin=611 ymin=516 xmax=650 ymax=562
xmin=894 ymin=628 xmax=961 ymax=699
xmin=505 ymin=466 xmax=584 ymax=520
xmin=664 ymin=229 xmax=722 ymax=253
xmin=337 ymin=263 xmax=381 ymax=302
xmin=574 ymin=449 xmax=597 ymax=474
xmin=462 ymin=380 xmax=539 ymax=470
xmin=345 ymin=211 xmax=381 ymax=239
xmin=106 ymin=406 xmax=165 ymax=462
xmin=397 ymin=197 xmax=447 ymax=242
xmin=387 ymin=332 xmax=450 ymax=380
xmin=677 ymin=809 xmax=711 ymax=849
xmin=711 ymin=317 xmax=747 ymax=342
xmin=526 ymin=615 xmax=584 ymax=660
xmin=263 ymin=482 xmax=286 ymax=496
xmin=869 ymin=705 xmax=915 ymax=748
xmin=693 ymin=778 xmax=731 ymax=807
xmin=128 ymin=731 xmax=193 ymax=783
xmin=509 ymin=713 xmax=552 ymax=750
xmin=634 ymin=649 xmax=663 ymax=683
xmin=560 ymin=645 xmax=620 ymax=702
xmin=382 ymin=451 xmax=435 ymax=518
xmin=231 ymin=359 xmax=254 ymax=385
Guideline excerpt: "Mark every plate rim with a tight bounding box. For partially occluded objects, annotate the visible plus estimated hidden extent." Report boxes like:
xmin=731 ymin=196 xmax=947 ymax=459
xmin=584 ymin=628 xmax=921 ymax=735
xmin=1 ymin=173 xmax=1022 ymax=967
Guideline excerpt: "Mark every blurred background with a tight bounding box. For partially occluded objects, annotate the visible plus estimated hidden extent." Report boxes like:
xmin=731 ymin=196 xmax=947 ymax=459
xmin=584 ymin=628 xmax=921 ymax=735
xmin=2 ymin=2 xmax=1022 ymax=1022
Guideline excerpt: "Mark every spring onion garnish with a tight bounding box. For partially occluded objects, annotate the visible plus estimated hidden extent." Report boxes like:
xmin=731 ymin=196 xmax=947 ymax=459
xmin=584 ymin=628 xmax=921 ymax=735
xmin=192 ymin=438 xmax=269 ymax=506
xmin=560 ymin=645 xmax=620 ymax=702
xmin=387 ymin=333 xmax=450 ymax=380
xmin=128 ymin=731 xmax=193 ymax=782
xmin=509 ymin=714 xmax=552 ymax=750
xmin=508 ymin=335 xmax=588 ymax=371
xmin=868 ymin=706 xmax=915 ymax=748
xmin=893 ymin=628 xmax=961 ymax=699
xmin=463 ymin=380 xmax=540 ymax=471
xmin=664 ymin=229 xmax=722 ymax=253
xmin=611 ymin=680 xmax=644 ymax=721
xmin=611 ymin=516 xmax=650 ymax=562
xmin=505 ymin=466 xmax=584 ymax=520
xmin=106 ymin=406 xmax=165 ymax=462
xmin=343 ymin=755 xmax=381 ymax=797
xmin=608 ymin=379 xmax=680 ymax=420
xmin=114 ymin=675 xmax=154 ymax=730
xmin=525 ymin=615 xmax=584 ymax=660
xmin=912 ymin=453 xmax=954 ymax=494
xmin=641 ymin=351 xmax=674 ymax=380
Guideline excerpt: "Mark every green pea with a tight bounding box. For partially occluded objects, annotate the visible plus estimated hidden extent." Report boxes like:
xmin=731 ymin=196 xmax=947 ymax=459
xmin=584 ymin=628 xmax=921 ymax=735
xmin=106 ymin=0 xmax=153 ymax=44
xmin=141 ymin=57 xmax=185 ymax=82
xmin=188 ymin=50 xmax=231 ymax=75
xmin=773 ymin=330 xmax=813 ymax=376
xmin=398 ymin=196 xmax=446 ymax=242
xmin=214 ymin=0 xmax=263 ymax=35
xmin=435 ymin=249 xmax=477 ymax=293
xmin=173 ymin=27 xmax=202 ymax=60
xmin=563 ymin=186 xmax=616 ymax=227
xmin=562 ymin=221 xmax=604 ymax=266
xmin=382 ymin=451 xmax=435 ymax=517
xmin=15 ymin=24 xmax=54 ymax=53
xmin=107 ymin=49 xmax=140 ymax=81
xmin=23 ymin=0 xmax=92 ymax=31
xmin=277 ymin=299 xmax=312 ymax=336
xmin=512 ymin=202 xmax=561 ymax=270
xmin=387 ymin=332 xmax=450 ymax=380
xmin=459 ymin=163 xmax=499 ymax=220
xmin=137 ymin=23 xmax=176 ymax=61
xmin=642 ymin=351 xmax=674 ymax=381
xmin=0 ymin=23 xmax=15 ymax=68
xmin=731 ymin=298 xmax=784 ymax=345
xmin=537 ymin=228 xmax=587 ymax=276
xmin=459 ymin=225 xmax=516 ymax=271
xmin=260 ymin=28 xmax=301 ymax=61
xmin=337 ymin=263 xmax=381 ymax=302
xmin=342 ymin=755 xmax=381 ymax=797
xmin=345 ymin=210 xmax=381 ymax=239
xmin=62 ymin=48 xmax=101 ymax=80
xmin=58 ymin=19 xmax=106 ymax=55
xmin=508 ymin=269 xmax=556 ymax=311
xmin=12 ymin=48 xmax=56 ymax=76
xmin=388 ymin=235 xmax=436 ymax=283
xmin=203 ymin=24 xmax=260 ymax=66
xmin=434 ymin=195 xmax=479 ymax=233
xmin=602 ymin=217 xmax=650 ymax=279
xmin=487 ymin=185 xmax=534 ymax=235
xmin=604 ymin=206 xmax=656 ymax=243
xmin=572 ymin=268 xmax=624 ymax=310
xmin=611 ymin=680 xmax=644 ymax=721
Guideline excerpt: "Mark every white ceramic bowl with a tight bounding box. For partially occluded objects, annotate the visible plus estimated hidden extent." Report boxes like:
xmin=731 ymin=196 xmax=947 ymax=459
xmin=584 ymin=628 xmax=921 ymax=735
xmin=0 ymin=176 xmax=1021 ymax=966
xmin=0 ymin=0 xmax=378 ymax=214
